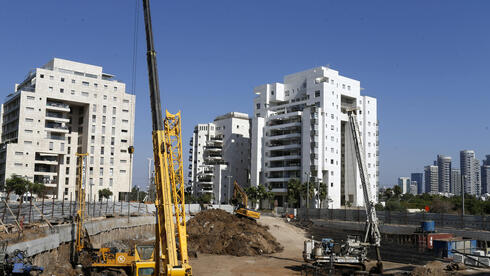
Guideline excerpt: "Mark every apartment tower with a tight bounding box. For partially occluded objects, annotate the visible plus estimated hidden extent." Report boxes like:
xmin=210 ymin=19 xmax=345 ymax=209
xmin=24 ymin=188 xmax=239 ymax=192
xmin=424 ymin=165 xmax=438 ymax=194
xmin=0 ymin=58 xmax=135 ymax=201
xmin=189 ymin=112 xmax=251 ymax=204
xmin=411 ymin=172 xmax=424 ymax=194
xmin=460 ymin=150 xmax=481 ymax=195
xmin=437 ymin=155 xmax=452 ymax=193
xmin=251 ymin=66 xmax=378 ymax=208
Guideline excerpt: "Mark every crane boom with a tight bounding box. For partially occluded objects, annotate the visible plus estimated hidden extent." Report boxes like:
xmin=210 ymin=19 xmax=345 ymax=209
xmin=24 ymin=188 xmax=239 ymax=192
xmin=347 ymin=109 xmax=382 ymax=271
xmin=142 ymin=0 xmax=192 ymax=275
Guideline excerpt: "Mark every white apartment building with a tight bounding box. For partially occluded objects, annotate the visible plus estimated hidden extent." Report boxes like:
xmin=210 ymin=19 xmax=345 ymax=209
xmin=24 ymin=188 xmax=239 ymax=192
xmin=0 ymin=58 xmax=135 ymax=201
xmin=189 ymin=112 xmax=250 ymax=204
xmin=251 ymin=66 xmax=378 ymax=208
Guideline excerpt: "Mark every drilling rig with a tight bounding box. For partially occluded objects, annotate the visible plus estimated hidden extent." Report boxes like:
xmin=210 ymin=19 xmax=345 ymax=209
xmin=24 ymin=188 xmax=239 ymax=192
xmin=303 ymin=109 xmax=382 ymax=274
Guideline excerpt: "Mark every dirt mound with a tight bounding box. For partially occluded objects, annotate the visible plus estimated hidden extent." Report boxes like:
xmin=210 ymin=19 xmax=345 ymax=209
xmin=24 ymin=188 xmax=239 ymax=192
xmin=187 ymin=209 xmax=283 ymax=256
xmin=411 ymin=261 xmax=447 ymax=276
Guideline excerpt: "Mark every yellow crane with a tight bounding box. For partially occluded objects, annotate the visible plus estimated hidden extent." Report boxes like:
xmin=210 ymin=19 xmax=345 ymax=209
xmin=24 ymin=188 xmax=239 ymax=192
xmin=74 ymin=153 xmax=88 ymax=262
xmin=233 ymin=181 xmax=260 ymax=220
xmin=143 ymin=0 xmax=192 ymax=274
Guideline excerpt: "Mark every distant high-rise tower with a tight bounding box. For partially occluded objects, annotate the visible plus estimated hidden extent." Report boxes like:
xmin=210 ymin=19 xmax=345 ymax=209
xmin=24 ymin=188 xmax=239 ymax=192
xmin=398 ymin=177 xmax=411 ymax=194
xmin=410 ymin=181 xmax=418 ymax=195
xmin=460 ymin=150 xmax=481 ymax=195
xmin=424 ymin=165 xmax=438 ymax=194
xmin=451 ymin=169 xmax=462 ymax=195
xmin=481 ymin=155 xmax=490 ymax=195
xmin=437 ymin=155 xmax=452 ymax=193
xmin=411 ymin=173 xmax=424 ymax=194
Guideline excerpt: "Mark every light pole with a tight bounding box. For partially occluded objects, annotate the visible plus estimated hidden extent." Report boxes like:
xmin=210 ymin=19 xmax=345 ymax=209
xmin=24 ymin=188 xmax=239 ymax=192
xmin=225 ymin=175 xmax=233 ymax=206
xmin=461 ymin=174 xmax=466 ymax=216
xmin=304 ymin=172 xmax=310 ymax=220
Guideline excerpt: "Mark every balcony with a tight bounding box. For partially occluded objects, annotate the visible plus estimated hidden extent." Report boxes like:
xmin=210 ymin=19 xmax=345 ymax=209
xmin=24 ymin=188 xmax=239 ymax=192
xmin=266 ymin=133 xmax=301 ymax=141
xmin=45 ymin=112 xmax=70 ymax=123
xmin=45 ymin=123 xmax=69 ymax=133
xmin=46 ymin=101 xmax=70 ymax=112
xmin=267 ymin=144 xmax=301 ymax=151
xmin=266 ymin=154 xmax=301 ymax=161
xmin=266 ymin=166 xmax=301 ymax=172
xmin=267 ymin=122 xmax=301 ymax=131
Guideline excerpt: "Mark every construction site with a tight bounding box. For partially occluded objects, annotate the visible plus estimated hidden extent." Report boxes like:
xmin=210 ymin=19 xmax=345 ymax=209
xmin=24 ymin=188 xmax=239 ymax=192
xmin=0 ymin=0 xmax=489 ymax=276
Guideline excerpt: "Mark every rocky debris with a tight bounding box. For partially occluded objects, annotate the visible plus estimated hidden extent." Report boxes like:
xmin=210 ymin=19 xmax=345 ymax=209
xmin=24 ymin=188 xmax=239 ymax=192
xmin=187 ymin=209 xmax=283 ymax=257
xmin=411 ymin=261 xmax=447 ymax=276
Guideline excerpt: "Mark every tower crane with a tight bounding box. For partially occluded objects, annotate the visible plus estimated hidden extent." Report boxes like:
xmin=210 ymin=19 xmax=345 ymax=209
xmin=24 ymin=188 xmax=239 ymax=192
xmin=303 ymin=108 xmax=383 ymax=274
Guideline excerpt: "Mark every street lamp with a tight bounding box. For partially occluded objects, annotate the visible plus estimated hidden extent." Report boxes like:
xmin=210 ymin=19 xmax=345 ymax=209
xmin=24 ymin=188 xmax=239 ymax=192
xmin=225 ymin=175 xmax=233 ymax=207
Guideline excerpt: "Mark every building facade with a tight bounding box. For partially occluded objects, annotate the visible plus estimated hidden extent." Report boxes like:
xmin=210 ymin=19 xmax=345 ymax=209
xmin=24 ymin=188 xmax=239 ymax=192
xmin=0 ymin=58 xmax=135 ymax=201
xmin=481 ymin=155 xmax=490 ymax=195
xmin=460 ymin=150 xmax=481 ymax=195
xmin=411 ymin=172 xmax=424 ymax=194
xmin=451 ymin=169 xmax=462 ymax=196
xmin=398 ymin=177 xmax=411 ymax=194
xmin=251 ymin=66 xmax=378 ymax=208
xmin=410 ymin=181 xmax=418 ymax=195
xmin=424 ymin=165 xmax=438 ymax=194
xmin=188 ymin=112 xmax=251 ymax=204
xmin=437 ymin=155 xmax=452 ymax=193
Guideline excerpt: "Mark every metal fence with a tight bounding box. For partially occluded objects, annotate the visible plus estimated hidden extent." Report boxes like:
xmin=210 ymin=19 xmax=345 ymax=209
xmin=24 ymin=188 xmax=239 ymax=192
xmin=0 ymin=199 xmax=155 ymax=228
xmin=279 ymin=207 xmax=490 ymax=231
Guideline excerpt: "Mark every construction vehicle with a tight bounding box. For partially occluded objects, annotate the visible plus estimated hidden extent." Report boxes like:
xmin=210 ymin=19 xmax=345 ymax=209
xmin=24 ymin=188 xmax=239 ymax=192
xmin=73 ymin=152 xmax=88 ymax=266
xmin=0 ymin=244 xmax=43 ymax=276
xmin=232 ymin=181 xmax=260 ymax=219
xmin=89 ymin=244 xmax=155 ymax=275
xmin=303 ymin=108 xmax=383 ymax=274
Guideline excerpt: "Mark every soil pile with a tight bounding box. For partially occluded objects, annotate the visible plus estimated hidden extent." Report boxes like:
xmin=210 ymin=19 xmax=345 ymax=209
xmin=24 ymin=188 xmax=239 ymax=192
xmin=187 ymin=209 xmax=283 ymax=256
xmin=411 ymin=261 xmax=447 ymax=276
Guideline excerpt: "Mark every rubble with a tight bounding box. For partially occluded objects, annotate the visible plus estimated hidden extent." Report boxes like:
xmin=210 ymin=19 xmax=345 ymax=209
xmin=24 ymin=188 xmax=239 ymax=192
xmin=187 ymin=209 xmax=283 ymax=256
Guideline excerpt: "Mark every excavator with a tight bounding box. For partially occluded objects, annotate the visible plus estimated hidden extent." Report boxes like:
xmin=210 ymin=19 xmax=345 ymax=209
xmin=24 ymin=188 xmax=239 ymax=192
xmin=303 ymin=108 xmax=383 ymax=274
xmin=75 ymin=0 xmax=192 ymax=275
xmin=232 ymin=181 xmax=260 ymax=220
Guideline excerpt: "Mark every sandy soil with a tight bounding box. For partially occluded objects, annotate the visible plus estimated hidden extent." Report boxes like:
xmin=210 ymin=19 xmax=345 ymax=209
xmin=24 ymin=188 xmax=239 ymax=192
xmin=191 ymin=215 xmax=305 ymax=276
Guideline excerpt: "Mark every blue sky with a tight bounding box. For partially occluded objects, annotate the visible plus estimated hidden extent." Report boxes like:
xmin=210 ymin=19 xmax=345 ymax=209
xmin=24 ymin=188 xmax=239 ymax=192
xmin=1 ymin=1 xmax=490 ymax=189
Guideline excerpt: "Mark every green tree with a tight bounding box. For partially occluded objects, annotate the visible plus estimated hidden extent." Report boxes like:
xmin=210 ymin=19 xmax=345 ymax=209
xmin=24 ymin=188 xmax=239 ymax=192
xmin=184 ymin=186 xmax=196 ymax=204
xmin=4 ymin=175 xmax=26 ymax=201
xmin=98 ymin=188 xmax=113 ymax=201
xmin=393 ymin=185 xmax=402 ymax=198
xmin=300 ymin=181 xmax=315 ymax=201
xmin=286 ymin=178 xmax=301 ymax=208
xmin=318 ymin=182 xmax=328 ymax=208
xmin=256 ymin=184 xmax=274 ymax=209
xmin=198 ymin=193 xmax=212 ymax=204
xmin=245 ymin=186 xmax=258 ymax=208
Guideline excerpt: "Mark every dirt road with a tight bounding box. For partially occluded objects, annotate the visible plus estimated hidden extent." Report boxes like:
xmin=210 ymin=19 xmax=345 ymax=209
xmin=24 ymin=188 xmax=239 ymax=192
xmin=191 ymin=215 xmax=305 ymax=276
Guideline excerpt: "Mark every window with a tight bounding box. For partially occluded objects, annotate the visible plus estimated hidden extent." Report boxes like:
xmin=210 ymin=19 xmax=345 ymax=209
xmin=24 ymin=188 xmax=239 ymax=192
xmin=109 ymin=178 xmax=113 ymax=186
xmin=122 ymin=119 xmax=128 ymax=123
xmin=100 ymin=167 xmax=104 ymax=176
xmin=110 ymin=157 xmax=114 ymax=165
xmin=99 ymin=178 xmax=103 ymax=186
xmin=40 ymin=74 xmax=44 ymax=78
xmin=112 ymin=107 xmax=116 ymax=115
xmin=49 ymin=142 xmax=54 ymax=150
xmin=121 ymin=129 xmax=128 ymax=133
xmin=49 ymin=75 xmax=54 ymax=80
xmin=112 ymin=127 xmax=116 ymax=135
xmin=113 ymin=97 xmax=117 ymax=102
xmin=120 ymin=159 xmax=127 ymax=164
xmin=113 ymin=86 xmax=117 ymax=91
xmin=71 ymin=90 xmax=75 ymax=95
xmin=256 ymin=103 xmax=260 ymax=109
xmin=331 ymin=159 xmax=334 ymax=164
xmin=121 ymin=139 xmax=127 ymax=143
xmin=14 ymin=163 xmax=22 ymax=167
xmin=100 ymin=157 xmax=104 ymax=165
xmin=25 ymin=129 xmax=33 ymax=133
xmin=82 ymin=92 xmax=89 ymax=97
xmin=66 ymin=167 xmax=70 ymax=174
xmin=90 ymin=156 xmax=94 ymax=165
xmin=89 ymin=167 xmax=94 ymax=175
xmin=112 ymin=117 xmax=116 ymax=125
xmin=26 ymin=96 xmax=35 ymax=100
xmin=315 ymin=90 xmax=320 ymax=97
xmin=120 ymin=170 xmax=126 ymax=173
xmin=94 ymin=83 xmax=98 ymax=88
xmin=122 ymin=109 xmax=129 ymax=113
xmin=123 ymin=99 xmax=129 ymax=103
xmin=109 ymin=168 xmax=113 ymax=176
xmin=101 ymin=146 xmax=104 ymax=154
xmin=91 ymin=135 xmax=95 ymax=144
xmin=60 ymin=142 xmax=65 ymax=151
xmin=91 ymin=125 xmax=96 ymax=133
xmin=82 ymin=81 xmax=89 ymax=86
xmin=92 ymin=104 xmax=97 ymax=112
xmin=49 ymin=86 xmax=53 ymax=92
xmin=60 ymin=88 xmax=64 ymax=93
xmin=102 ymin=126 xmax=106 ymax=134
xmin=66 ymin=156 xmax=70 ymax=164
xmin=111 ymin=147 xmax=114 ymax=156
xmin=103 ymin=105 xmax=107 ymax=113
xmin=71 ymin=79 xmax=75 ymax=84
xmin=104 ymin=95 xmax=107 ymax=100
xmin=102 ymin=116 xmax=106 ymax=124
xmin=101 ymin=136 xmax=105 ymax=144
xmin=15 ymin=152 xmax=23 ymax=156
xmin=111 ymin=137 xmax=115 ymax=145
xmin=90 ymin=146 xmax=94 ymax=154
